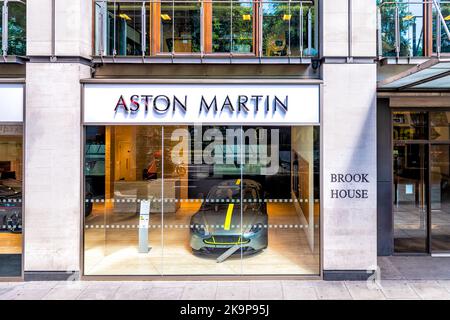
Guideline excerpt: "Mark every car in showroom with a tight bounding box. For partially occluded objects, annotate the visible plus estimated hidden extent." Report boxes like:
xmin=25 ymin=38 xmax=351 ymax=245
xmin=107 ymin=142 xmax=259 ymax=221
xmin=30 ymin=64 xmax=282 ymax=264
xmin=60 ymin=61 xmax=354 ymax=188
xmin=0 ymin=183 xmax=22 ymax=233
xmin=190 ymin=179 xmax=268 ymax=257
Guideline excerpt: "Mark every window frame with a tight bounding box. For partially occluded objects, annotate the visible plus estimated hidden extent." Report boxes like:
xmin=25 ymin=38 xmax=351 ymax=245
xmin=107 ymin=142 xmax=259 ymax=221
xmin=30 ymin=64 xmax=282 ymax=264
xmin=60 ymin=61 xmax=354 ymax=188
xmin=93 ymin=0 xmax=317 ymax=58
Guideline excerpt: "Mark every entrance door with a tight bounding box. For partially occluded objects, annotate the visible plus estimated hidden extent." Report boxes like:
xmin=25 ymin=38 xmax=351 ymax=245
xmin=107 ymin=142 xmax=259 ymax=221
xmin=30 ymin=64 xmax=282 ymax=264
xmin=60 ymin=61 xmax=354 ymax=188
xmin=393 ymin=143 xmax=428 ymax=253
xmin=430 ymin=145 xmax=450 ymax=253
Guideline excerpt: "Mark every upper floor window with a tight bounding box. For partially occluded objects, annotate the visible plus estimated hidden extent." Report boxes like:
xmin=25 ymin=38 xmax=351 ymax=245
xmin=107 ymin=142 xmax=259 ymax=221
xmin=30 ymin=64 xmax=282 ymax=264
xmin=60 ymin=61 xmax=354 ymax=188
xmin=378 ymin=0 xmax=450 ymax=57
xmin=94 ymin=0 xmax=318 ymax=58
xmin=0 ymin=0 xmax=26 ymax=57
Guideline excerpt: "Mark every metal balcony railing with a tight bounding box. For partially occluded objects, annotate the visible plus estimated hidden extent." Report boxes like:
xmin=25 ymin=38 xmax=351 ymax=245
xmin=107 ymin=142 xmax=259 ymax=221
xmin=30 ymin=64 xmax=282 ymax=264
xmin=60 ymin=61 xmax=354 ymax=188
xmin=0 ymin=0 xmax=26 ymax=58
xmin=377 ymin=0 xmax=450 ymax=58
xmin=93 ymin=0 xmax=319 ymax=60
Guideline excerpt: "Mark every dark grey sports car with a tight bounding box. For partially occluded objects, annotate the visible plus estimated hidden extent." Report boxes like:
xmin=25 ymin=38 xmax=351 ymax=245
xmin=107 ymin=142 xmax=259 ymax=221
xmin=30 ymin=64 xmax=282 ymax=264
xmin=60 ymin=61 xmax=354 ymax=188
xmin=190 ymin=179 xmax=268 ymax=256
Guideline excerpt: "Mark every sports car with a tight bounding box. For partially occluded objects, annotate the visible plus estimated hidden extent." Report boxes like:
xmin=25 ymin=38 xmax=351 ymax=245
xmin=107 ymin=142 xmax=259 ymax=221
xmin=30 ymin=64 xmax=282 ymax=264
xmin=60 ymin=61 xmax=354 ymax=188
xmin=190 ymin=179 xmax=268 ymax=256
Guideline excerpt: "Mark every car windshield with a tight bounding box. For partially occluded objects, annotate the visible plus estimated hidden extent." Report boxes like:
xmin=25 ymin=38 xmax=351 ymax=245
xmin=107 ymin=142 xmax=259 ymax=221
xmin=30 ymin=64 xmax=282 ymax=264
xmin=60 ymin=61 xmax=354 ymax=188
xmin=207 ymin=185 xmax=240 ymax=201
xmin=206 ymin=185 xmax=260 ymax=202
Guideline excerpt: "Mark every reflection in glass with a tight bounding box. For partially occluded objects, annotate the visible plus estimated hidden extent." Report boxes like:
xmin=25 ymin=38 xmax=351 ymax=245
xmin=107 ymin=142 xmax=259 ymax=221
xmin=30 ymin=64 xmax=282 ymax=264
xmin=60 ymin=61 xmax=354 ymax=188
xmin=231 ymin=1 xmax=253 ymax=53
xmin=379 ymin=1 xmax=423 ymax=57
xmin=263 ymin=2 xmax=289 ymax=56
xmin=393 ymin=112 xmax=428 ymax=140
xmin=393 ymin=144 xmax=428 ymax=253
xmin=430 ymin=145 xmax=450 ymax=252
xmin=0 ymin=125 xmax=23 ymax=277
xmin=95 ymin=1 xmax=149 ymax=56
xmin=431 ymin=112 xmax=450 ymax=141
xmin=433 ymin=3 xmax=450 ymax=54
xmin=161 ymin=1 xmax=201 ymax=53
xmin=212 ymin=2 xmax=232 ymax=52
xmin=0 ymin=0 xmax=26 ymax=56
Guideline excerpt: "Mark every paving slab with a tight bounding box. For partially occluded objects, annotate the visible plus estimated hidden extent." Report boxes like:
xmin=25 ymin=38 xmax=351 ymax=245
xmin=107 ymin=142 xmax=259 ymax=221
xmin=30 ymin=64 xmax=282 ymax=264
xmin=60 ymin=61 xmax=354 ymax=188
xmin=377 ymin=280 xmax=421 ymax=300
xmin=408 ymin=281 xmax=450 ymax=300
xmin=344 ymin=281 xmax=386 ymax=300
xmin=315 ymin=282 xmax=352 ymax=300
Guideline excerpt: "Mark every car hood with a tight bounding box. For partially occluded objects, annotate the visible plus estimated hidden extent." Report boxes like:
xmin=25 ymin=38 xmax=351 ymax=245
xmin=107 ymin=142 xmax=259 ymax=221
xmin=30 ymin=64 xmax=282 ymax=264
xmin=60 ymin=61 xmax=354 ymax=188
xmin=191 ymin=203 xmax=266 ymax=234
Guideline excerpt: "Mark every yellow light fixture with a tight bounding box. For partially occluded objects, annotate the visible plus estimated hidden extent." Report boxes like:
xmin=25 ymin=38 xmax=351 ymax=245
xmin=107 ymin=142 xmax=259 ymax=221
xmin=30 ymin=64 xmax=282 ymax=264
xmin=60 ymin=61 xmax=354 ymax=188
xmin=445 ymin=15 xmax=450 ymax=21
xmin=402 ymin=15 xmax=414 ymax=21
xmin=161 ymin=14 xmax=171 ymax=21
xmin=119 ymin=13 xmax=131 ymax=21
xmin=242 ymin=14 xmax=251 ymax=21
xmin=282 ymin=14 xmax=292 ymax=21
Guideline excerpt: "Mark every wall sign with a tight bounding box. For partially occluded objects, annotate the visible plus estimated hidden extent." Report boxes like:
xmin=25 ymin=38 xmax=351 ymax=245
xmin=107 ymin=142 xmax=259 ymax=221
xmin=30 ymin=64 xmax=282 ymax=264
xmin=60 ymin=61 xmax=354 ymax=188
xmin=329 ymin=173 xmax=370 ymax=199
xmin=0 ymin=84 xmax=24 ymax=122
xmin=83 ymin=83 xmax=320 ymax=125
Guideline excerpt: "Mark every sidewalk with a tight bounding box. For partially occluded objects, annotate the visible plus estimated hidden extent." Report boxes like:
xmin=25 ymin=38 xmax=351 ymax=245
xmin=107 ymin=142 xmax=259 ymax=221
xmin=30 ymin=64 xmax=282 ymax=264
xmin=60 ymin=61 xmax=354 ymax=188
xmin=1 ymin=257 xmax=449 ymax=300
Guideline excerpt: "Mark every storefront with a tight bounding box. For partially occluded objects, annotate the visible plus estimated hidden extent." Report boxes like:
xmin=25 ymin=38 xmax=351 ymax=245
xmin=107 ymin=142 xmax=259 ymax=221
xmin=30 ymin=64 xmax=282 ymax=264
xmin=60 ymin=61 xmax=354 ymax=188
xmin=81 ymin=80 xmax=322 ymax=277
xmin=0 ymin=81 xmax=24 ymax=279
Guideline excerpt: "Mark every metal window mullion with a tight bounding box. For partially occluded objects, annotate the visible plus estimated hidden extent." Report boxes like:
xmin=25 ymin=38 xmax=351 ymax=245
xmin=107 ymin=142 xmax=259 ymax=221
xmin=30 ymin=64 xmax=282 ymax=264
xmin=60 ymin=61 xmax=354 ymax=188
xmin=99 ymin=0 xmax=107 ymax=56
xmin=308 ymin=7 xmax=312 ymax=55
xmin=395 ymin=3 xmax=400 ymax=58
xmin=230 ymin=0 xmax=233 ymax=54
xmin=2 ymin=0 xmax=8 ymax=56
xmin=200 ymin=0 xmax=204 ymax=55
xmin=141 ymin=1 xmax=146 ymax=56
xmin=288 ymin=0 xmax=291 ymax=56
xmin=300 ymin=2 xmax=303 ymax=58
xmin=172 ymin=0 xmax=175 ymax=54
xmin=259 ymin=0 xmax=262 ymax=57
xmin=113 ymin=0 xmax=117 ymax=56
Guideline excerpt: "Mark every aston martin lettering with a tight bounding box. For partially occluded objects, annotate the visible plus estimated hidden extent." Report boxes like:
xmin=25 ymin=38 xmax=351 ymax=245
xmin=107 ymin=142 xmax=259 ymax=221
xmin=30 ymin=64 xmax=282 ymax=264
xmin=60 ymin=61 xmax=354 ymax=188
xmin=114 ymin=94 xmax=288 ymax=114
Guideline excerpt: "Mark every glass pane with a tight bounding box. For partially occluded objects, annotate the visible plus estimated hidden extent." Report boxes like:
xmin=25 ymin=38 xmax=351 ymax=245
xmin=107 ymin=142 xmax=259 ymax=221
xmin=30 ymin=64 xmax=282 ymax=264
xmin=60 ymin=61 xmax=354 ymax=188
xmin=430 ymin=144 xmax=450 ymax=252
xmin=212 ymin=1 xmax=232 ymax=52
xmin=379 ymin=0 xmax=423 ymax=57
xmin=398 ymin=1 xmax=423 ymax=57
xmin=161 ymin=1 xmax=201 ymax=53
xmin=263 ymin=1 xmax=289 ymax=57
xmin=393 ymin=111 xmax=428 ymax=140
xmin=433 ymin=2 xmax=450 ymax=54
xmin=393 ymin=143 xmax=428 ymax=253
xmin=241 ymin=126 xmax=320 ymax=275
xmin=98 ymin=1 xmax=117 ymax=56
xmin=0 ymin=124 xmax=23 ymax=277
xmin=231 ymin=1 xmax=253 ymax=53
xmin=162 ymin=125 xmax=243 ymax=275
xmin=116 ymin=2 xmax=144 ymax=56
xmin=7 ymin=1 xmax=26 ymax=56
xmin=431 ymin=111 xmax=450 ymax=141
xmin=84 ymin=126 xmax=163 ymax=275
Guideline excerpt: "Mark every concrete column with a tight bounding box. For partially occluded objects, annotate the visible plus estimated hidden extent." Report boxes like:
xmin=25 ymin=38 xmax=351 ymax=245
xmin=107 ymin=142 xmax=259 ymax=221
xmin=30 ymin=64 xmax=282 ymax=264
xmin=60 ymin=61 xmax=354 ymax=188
xmin=321 ymin=0 xmax=378 ymax=280
xmin=24 ymin=0 xmax=92 ymax=277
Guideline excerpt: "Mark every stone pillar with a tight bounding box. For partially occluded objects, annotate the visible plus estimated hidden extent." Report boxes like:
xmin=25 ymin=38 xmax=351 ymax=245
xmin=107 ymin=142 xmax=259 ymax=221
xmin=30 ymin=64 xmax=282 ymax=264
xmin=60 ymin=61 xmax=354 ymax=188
xmin=320 ymin=0 xmax=378 ymax=280
xmin=24 ymin=0 xmax=92 ymax=278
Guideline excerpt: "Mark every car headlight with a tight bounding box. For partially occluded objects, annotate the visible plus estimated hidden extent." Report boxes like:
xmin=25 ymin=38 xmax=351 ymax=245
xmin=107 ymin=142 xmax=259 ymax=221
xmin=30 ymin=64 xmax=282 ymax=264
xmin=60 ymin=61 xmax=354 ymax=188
xmin=191 ymin=223 xmax=209 ymax=237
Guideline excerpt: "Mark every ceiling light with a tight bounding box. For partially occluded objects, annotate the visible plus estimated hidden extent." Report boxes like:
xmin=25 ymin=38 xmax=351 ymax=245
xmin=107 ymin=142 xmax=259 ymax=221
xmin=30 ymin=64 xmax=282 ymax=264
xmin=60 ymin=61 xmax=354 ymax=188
xmin=402 ymin=15 xmax=414 ymax=21
xmin=119 ymin=13 xmax=131 ymax=21
xmin=161 ymin=14 xmax=171 ymax=21
xmin=282 ymin=14 xmax=291 ymax=21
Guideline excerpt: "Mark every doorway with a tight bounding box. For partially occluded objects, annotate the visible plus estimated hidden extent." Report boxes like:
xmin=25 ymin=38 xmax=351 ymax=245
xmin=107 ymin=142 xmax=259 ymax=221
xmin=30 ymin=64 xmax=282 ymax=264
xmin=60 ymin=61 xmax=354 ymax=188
xmin=393 ymin=111 xmax=450 ymax=255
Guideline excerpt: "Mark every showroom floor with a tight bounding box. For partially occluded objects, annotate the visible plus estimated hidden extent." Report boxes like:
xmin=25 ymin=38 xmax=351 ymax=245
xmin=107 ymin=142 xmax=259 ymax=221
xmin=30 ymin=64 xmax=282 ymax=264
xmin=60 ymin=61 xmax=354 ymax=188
xmin=84 ymin=202 xmax=320 ymax=276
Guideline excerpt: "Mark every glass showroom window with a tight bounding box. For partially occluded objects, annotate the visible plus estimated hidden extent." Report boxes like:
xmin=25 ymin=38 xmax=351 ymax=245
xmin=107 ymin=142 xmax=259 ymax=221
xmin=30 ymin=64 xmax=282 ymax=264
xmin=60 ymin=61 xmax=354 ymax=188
xmin=378 ymin=0 xmax=424 ymax=57
xmin=94 ymin=0 xmax=317 ymax=57
xmin=0 ymin=0 xmax=26 ymax=56
xmin=433 ymin=0 xmax=450 ymax=54
xmin=0 ymin=125 xmax=23 ymax=277
xmin=83 ymin=125 xmax=320 ymax=276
